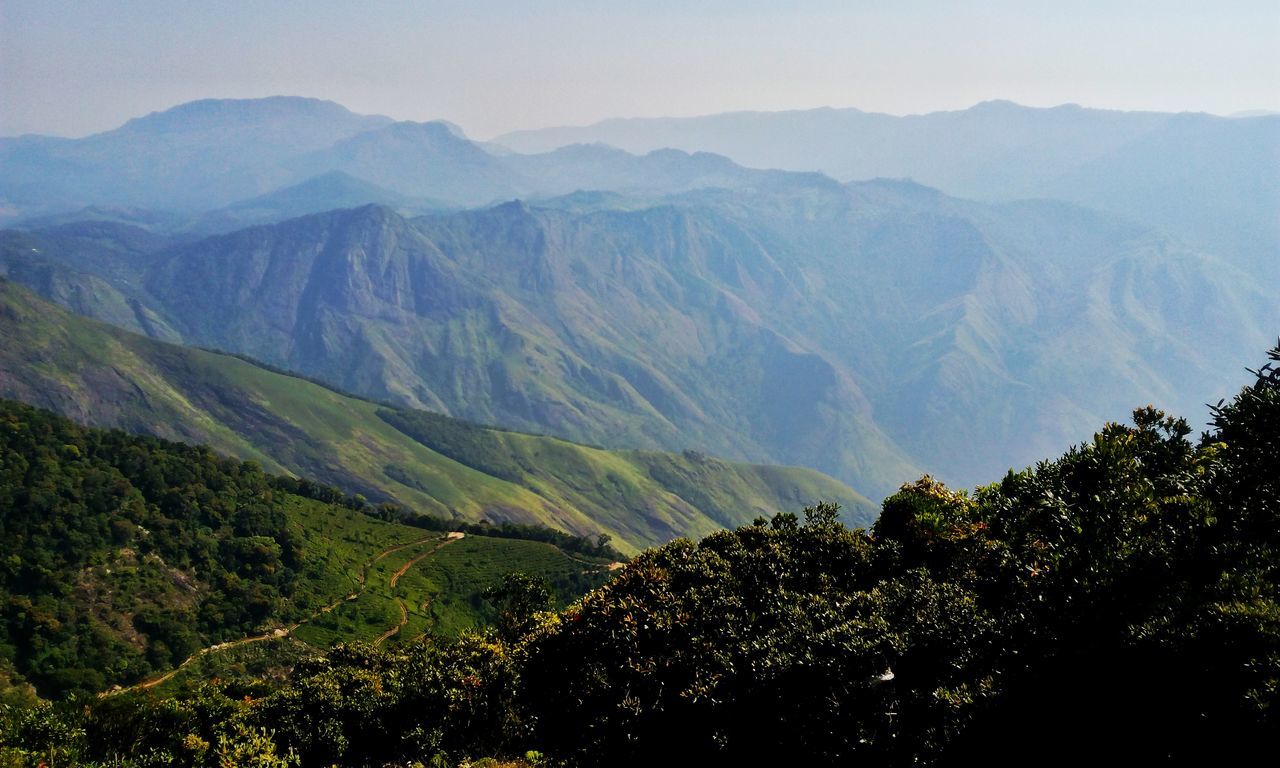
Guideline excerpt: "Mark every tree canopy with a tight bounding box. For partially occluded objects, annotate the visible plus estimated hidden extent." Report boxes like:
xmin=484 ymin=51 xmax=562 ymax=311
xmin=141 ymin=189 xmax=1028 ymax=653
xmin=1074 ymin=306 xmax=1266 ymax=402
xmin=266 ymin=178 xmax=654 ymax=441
xmin=3 ymin=344 xmax=1279 ymax=765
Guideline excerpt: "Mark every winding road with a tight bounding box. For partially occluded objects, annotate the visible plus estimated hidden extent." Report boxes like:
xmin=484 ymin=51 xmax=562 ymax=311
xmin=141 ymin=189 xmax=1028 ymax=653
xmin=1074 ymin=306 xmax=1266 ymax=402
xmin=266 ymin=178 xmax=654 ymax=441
xmin=374 ymin=532 xmax=465 ymax=646
xmin=102 ymin=532 xmax=463 ymax=697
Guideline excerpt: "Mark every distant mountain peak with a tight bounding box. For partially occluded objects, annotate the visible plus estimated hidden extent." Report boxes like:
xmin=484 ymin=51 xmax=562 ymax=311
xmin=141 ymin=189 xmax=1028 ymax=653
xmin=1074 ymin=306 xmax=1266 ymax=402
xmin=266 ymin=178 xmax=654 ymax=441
xmin=118 ymin=96 xmax=390 ymax=134
xmin=967 ymin=99 xmax=1026 ymax=112
xmin=221 ymin=171 xmax=406 ymax=212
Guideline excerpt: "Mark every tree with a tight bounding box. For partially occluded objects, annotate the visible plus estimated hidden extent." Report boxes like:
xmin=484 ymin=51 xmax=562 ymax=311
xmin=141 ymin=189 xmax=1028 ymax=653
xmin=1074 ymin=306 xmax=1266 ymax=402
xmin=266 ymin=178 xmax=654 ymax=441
xmin=483 ymin=573 xmax=553 ymax=642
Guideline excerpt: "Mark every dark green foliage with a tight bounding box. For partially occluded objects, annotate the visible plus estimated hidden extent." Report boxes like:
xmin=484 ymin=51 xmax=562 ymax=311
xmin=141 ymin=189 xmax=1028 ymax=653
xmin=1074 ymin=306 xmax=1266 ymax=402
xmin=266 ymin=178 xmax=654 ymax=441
xmin=378 ymin=408 xmax=527 ymax=483
xmin=3 ymin=344 xmax=1279 ymax=765
xmin=483 ymin=573 xmax=553 ymax=642
xmin=0 ymin=399 xmax=311 ymax=699
xmin=254 ymin=639 xmax=521 ymax=767
xmin=0 ymin=397 xmax=627 ymax=703
xmin=1 ymin=685 xmax=300 ymax=767
xmin=509 ymin=347 xmax=1280 ymax=764
xmin=519 ymin=504 xmax=894 ymax=763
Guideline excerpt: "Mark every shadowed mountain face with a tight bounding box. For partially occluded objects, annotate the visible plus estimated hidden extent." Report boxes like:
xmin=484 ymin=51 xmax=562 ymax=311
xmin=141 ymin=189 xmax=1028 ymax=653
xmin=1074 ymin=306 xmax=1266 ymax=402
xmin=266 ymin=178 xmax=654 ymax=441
xmin=128 ymin=201 xmax=918 ymax=497
xmin=8 ymin=169 xmax=1273 ymax=498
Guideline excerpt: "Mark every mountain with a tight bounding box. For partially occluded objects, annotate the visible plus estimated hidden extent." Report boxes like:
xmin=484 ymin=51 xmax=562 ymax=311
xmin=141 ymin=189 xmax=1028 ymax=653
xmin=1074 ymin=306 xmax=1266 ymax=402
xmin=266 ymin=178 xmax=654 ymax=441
xmin=503 ymin=143 xmax=773 ymax=198
xmin=187 ymin=171 xmax=431 ymax=234
xmin=0 ymin=222 xmax=182 ymax=340
xmin=282 ymin=121 xmax=520 ymax=206
xmin=0 ymin=98 xmax=805 ymax=228
xmin=495 ymin=101 xmax=1173 ymax=194
xmin=127 ymin=201 xmax=919 ymax=497
xmin=8 ymin=173 xmax=444 ymax=237
xmin=1040 ymin=113 xmax=1280 ymax=280
xmin=10 ymin=205 xmax=187 ymax=233
xmin=0 ymin=278 xmax=871 ymax=551
xmin=11 ymin=167 xmax=1272 ymax=497
xmin=0 ymin=97 xmax=395 ymax=220
xmin=495 ymin=101 xmax=1280 ymax=276
xmin=8 ymin=97 xmax=1274 ymax=280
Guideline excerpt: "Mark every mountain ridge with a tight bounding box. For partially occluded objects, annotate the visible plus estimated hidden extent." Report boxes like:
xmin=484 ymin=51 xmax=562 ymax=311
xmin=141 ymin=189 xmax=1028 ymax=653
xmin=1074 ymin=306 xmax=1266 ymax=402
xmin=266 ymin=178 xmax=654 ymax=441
xmin=0 ymin=278 xmax=872 ymax=550
xmin=7 ymin=171 xmax=1272 ymax=497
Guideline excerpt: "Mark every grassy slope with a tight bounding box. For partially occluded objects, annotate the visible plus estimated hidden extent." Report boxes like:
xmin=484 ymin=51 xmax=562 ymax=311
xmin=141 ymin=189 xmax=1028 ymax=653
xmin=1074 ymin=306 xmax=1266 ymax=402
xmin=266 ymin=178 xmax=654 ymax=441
xmin=134 ymin=496 xmax=612 ymax=695
xmin=0 ymin=279 xmax=873 ymax=551
xmin=291 ymin=532 xmax=604 ymax=648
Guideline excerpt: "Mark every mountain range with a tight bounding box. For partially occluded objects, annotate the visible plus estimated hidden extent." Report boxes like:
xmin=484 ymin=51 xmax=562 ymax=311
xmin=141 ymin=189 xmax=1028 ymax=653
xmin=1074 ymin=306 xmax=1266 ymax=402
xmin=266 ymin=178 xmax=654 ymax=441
xmin=8 ymin=97 xmax=1274 ymax=286
xmin=1 ymin=95 xmax=1273 ymax=509
xmin=497 ymin=101 xmax=1280 ymax=281
xmin=4 ymin=185 xmax=1272 ymax=499
xmin=0 ymin=279 xmax=868 ymax=551
xmin=0 ymin=97 xmax=786 ymax=228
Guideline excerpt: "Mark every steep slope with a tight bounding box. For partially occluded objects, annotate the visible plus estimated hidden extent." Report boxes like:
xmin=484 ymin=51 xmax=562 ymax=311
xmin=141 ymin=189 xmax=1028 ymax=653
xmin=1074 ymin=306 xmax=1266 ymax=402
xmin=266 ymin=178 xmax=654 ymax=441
xmin=0 ymin=224 xmax=182 ymax=340
xmin=683 ymin=178 xmax=1278 ymax=482
xmin=0 ymin=279 xmax=872 ymax=550
xmin=123 ymin=180 xmax=1274 ymax=493
xmin=134 ymin=202 xmax=918 ymax=497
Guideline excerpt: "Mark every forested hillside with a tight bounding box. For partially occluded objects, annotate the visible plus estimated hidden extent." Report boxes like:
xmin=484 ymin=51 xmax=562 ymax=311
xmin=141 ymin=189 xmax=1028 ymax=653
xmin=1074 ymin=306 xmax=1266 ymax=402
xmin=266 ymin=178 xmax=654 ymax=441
xmin=5 ymin=344 xmax=1276 ymax=765
xmin=0 ymin=399 xmax=619 ymax=701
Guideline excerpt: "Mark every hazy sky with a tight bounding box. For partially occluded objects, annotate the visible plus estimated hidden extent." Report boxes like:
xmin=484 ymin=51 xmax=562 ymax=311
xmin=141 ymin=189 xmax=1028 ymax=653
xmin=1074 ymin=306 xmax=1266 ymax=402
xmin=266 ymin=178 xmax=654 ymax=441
xmin=3 ymin=0 xmax=1278 ymax=139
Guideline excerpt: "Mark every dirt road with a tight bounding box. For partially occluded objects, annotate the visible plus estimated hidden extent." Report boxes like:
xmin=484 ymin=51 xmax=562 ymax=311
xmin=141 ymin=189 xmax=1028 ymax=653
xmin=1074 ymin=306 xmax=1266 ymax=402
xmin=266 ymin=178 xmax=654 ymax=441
xmin=101 ymin=532 xmax=457 ymax=697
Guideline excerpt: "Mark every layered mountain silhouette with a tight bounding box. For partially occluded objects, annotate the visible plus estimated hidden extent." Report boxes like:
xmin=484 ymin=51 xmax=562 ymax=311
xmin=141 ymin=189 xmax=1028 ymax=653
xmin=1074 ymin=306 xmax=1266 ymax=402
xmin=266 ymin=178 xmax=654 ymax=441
xmin=498 ymin=101 xmax=1280 ymax=280
xmin=3 ymin=96 xmax=1273 ymax=501
xmin=0 ymin=97 xmax=394 ymax=215
xmin=1 ymin=97 xmax=796 ymax=226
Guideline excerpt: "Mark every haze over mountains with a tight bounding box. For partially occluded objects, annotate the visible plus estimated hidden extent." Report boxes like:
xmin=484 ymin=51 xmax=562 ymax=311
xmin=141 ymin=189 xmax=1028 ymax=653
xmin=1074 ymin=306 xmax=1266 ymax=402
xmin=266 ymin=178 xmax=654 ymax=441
xmin=498 ymin=101 xmax=1280 ymax=280
xmin=1 ymin=95 xmax=1275 ymax=508
xmin=0 ymin=97 xmax=779 ymax=226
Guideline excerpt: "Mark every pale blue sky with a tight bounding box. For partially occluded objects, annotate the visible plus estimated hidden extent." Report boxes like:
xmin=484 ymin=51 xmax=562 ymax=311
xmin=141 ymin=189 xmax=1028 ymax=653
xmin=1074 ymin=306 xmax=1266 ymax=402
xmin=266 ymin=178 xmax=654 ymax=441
xmin=2 ymin=1 xmax=1277 ymax=139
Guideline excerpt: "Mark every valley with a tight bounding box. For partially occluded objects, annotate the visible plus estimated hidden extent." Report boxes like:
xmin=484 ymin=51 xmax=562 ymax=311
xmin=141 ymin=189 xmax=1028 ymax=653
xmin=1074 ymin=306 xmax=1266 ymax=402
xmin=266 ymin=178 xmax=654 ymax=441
xmin=1 ymin=2 xmax=1276 ymax=762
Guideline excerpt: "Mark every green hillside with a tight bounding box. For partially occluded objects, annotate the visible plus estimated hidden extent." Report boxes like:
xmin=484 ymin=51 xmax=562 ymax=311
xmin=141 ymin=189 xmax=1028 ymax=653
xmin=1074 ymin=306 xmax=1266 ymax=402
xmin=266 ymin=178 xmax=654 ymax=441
xmin=0 ymin=279 xmax=872 ymax=553
xmin=0 ymin=397 xmax=616 ymax=700
xmin=9 ymin=344 xmax=1277 ymax=765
